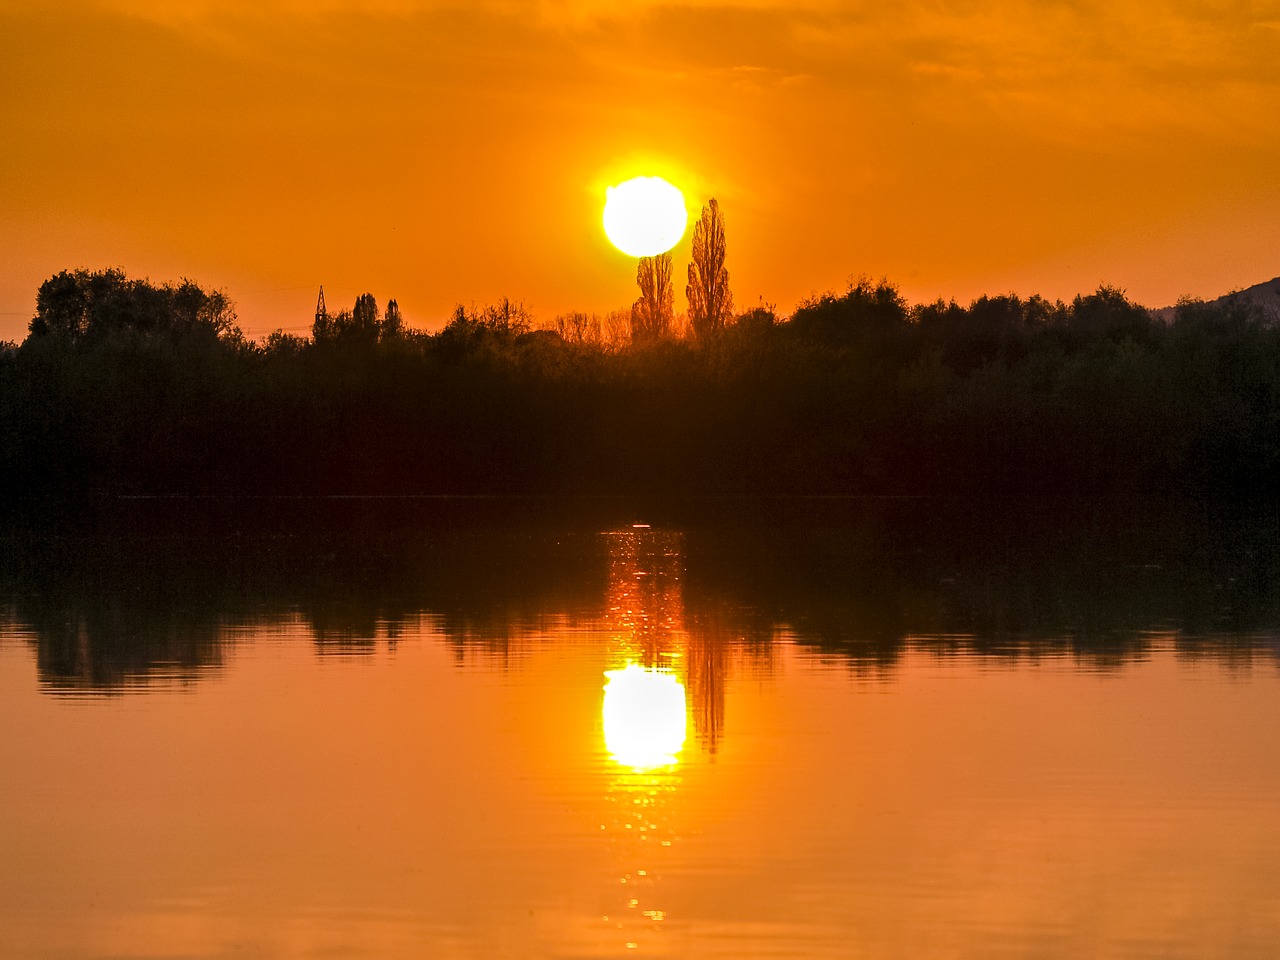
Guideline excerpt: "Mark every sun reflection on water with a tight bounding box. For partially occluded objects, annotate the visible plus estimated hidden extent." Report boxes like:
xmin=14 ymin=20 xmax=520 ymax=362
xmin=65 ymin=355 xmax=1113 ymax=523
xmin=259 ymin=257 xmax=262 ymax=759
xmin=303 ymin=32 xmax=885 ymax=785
xmin=594 ymin=529 xmax=695 ymax=952
xmin=602 ymin=664 xmax=687 ymax=770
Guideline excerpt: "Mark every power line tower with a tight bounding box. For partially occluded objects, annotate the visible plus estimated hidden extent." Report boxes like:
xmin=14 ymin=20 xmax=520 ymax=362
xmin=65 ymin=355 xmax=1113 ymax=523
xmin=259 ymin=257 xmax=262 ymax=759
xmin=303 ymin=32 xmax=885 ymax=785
xmin=315 ymin=286 xmax=327 ymax=326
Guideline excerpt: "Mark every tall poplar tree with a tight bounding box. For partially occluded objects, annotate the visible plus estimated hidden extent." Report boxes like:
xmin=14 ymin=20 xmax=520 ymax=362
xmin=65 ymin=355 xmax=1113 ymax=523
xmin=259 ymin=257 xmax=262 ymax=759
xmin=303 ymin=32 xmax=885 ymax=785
xmin=686 ymin=198 xmax=733 ymax=338
xmin=632 ymin=253 xmax=674 ymax=341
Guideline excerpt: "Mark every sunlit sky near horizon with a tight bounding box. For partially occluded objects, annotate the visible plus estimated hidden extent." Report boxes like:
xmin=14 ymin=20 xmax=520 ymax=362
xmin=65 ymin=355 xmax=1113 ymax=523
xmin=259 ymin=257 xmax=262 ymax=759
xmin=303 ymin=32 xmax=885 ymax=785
xmin=2 ymin=0 xmax=1278 ymax=339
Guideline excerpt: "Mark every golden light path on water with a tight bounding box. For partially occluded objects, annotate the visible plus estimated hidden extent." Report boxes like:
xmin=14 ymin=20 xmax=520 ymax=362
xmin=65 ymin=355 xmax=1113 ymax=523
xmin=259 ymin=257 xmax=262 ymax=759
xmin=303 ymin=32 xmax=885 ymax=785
xmin=594 ymin=531 xmax=693 ymax=951
xmin=602 ymin=664 xmax=687 ymax=770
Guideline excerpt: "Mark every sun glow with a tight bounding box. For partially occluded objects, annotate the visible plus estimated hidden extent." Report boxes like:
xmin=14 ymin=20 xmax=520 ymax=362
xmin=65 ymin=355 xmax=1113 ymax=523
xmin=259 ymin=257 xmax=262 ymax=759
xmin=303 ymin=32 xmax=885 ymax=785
xmin=602 ymin=177 xmax=688 ymax=258
xmin=602 ymin=664 xmax=687 ymax=769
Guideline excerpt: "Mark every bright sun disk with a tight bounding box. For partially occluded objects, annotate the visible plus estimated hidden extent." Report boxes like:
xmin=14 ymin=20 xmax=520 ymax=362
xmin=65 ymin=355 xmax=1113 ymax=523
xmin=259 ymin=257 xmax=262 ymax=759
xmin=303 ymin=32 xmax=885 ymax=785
xmin=603 ymin=176 xmax=688 ymax=258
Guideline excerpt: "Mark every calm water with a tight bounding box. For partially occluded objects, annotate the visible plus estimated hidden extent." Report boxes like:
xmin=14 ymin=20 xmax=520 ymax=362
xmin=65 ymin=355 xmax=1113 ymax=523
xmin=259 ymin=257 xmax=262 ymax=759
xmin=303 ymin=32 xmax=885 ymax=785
xmin=2 ymin=504 xmax=1279 ymax=958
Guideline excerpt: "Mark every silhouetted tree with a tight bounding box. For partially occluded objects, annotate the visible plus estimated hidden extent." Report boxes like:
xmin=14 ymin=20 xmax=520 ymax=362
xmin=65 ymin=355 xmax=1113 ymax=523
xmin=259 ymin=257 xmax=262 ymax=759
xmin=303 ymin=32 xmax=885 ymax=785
xmin=352 ymin=292 xmax=380 ymax=339
xmin=553 ymin=312 xmax=601 ymax=346
xmin=603 ymin=309 xmax=632 ymax=351
xmin=735 ymin=302 xmax=777 ymax=333
xmin=435 ymin=298 xmax=534 ymax=356
xmin=475 ymin=298 xmax=531 ymax=336
xmin=632 ymin=253 xmax=674 ymax=341
xmin=1069 ymin=285 xmax=1151 ymax=341
xmin=383 ymin=299 xmax=403 ymax=339
xmin=312 ymin=308 xmax=333 ymax=342
xmin=788 ymin=277 xmax=908 ymax=346
xmin=313 ymin=308 xmax=350 ymax=343
xmin=29 ymin=268 xmax=238 ymax=345
xmin=686 ymin=198 xmax=733 ymax=338
xmin=264 ymin=330 xmax=307 ymax=356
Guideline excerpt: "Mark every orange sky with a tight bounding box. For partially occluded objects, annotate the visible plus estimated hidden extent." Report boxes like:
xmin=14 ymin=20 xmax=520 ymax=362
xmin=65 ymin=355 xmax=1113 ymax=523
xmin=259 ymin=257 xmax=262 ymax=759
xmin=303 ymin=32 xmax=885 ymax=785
xmin=2 ymin=0 xmax=1278 ymax=340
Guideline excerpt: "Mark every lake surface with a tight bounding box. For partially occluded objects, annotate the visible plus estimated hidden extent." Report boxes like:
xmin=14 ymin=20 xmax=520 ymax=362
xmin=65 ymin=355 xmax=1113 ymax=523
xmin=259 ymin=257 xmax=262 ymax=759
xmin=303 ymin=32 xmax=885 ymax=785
xmin=2 ymin=501 xmax=1279 ymax=958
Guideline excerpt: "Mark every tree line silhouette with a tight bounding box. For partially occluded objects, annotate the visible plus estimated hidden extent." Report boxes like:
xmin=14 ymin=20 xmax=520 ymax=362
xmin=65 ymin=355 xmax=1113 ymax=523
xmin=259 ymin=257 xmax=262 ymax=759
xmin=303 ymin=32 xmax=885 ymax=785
xmin=2 ymin=213 xmax=1278 ymax=501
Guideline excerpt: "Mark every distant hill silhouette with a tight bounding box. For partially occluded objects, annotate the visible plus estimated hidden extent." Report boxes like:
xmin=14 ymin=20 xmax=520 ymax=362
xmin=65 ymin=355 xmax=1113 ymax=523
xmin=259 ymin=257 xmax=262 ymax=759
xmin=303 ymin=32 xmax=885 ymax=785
xmin=1232 ymin=275 xmax=1280 ymax=320
xmin=1154 ymin=274 xmax=1280 ymax=323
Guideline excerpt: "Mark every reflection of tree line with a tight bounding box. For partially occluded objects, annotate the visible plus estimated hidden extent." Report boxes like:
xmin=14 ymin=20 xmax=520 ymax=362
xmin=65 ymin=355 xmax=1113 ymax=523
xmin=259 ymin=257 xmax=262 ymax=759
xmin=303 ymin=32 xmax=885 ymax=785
xmin=2 ymin=501 xmax=1277 ymax=695
xmin=601 ymin=529 xmax=750 ymax=755
xmin=15 ymin=598 xmax=225 ymax=693
xmin=680 ymin=501 xmax=1280 ymax=673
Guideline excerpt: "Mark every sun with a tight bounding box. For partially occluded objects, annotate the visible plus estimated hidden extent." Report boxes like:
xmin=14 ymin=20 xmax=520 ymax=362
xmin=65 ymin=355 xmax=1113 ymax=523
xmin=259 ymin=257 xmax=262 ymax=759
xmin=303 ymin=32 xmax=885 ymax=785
xmin=603 ymin=176 xmax=688 ymax=258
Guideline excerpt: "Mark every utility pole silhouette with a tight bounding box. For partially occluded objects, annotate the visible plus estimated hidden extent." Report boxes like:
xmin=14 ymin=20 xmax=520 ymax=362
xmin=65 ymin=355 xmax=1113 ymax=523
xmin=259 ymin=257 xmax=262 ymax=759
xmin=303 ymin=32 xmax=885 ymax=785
xmin=315 ymin=286 xmax=327 ymax=326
